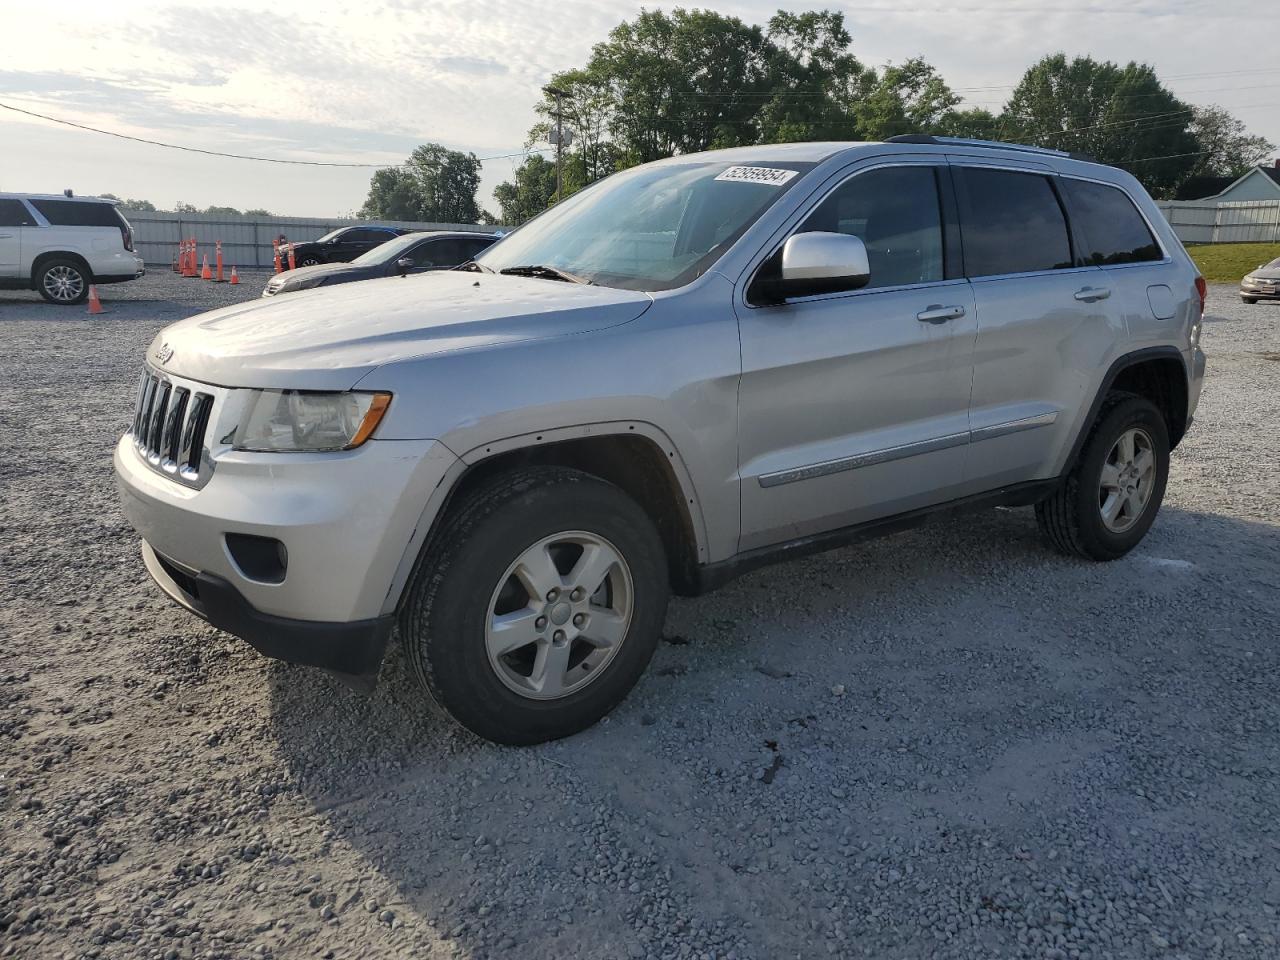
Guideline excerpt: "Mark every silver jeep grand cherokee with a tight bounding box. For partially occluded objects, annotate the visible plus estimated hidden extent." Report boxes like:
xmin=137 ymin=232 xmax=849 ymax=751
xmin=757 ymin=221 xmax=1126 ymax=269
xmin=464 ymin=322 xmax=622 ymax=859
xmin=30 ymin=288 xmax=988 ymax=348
xmin=115 ymin=137 xmax=1207 ymax=744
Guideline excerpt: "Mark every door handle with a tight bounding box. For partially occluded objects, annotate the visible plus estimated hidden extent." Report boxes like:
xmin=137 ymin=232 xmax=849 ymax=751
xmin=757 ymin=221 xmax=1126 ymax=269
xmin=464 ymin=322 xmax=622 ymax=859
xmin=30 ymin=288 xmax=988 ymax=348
xmin=1074 ymin=286 xmax=1111 ymax=302
xmin=916 ymin=304 xmax=966 ymax=324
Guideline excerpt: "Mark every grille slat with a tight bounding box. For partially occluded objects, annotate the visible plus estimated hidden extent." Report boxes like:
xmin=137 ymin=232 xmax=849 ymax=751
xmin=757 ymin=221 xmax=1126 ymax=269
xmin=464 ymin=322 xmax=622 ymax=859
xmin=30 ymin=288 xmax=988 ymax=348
xmin=130 ymin=368 xmax=215 ymax=487
xmin=147 ymin=382 xmax=171 ymax=456
xmin=161 ymin=387 xmax=190 ymax=466
xmin=180 ymin=394 xmax=213 ymax=477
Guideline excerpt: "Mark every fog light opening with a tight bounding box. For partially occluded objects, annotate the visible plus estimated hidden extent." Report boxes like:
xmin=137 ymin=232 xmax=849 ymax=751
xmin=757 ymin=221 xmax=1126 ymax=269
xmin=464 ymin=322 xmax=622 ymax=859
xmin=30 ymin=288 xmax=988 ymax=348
xmin=225 ymin=533 xmax=288 ymax=584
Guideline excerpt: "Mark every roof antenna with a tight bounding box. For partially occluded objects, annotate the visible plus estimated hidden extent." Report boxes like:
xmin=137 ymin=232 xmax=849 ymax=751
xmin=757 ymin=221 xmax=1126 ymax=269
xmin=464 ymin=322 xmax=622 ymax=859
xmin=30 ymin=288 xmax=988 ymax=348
xmin=63 ymin=188 xmax=73 ymax=197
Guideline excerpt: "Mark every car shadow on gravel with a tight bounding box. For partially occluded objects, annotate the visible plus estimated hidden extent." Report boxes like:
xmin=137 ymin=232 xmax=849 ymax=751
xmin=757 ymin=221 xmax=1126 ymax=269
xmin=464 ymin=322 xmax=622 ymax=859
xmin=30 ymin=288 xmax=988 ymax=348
xmin=262 ymin=504 xmax=1280 ymax=958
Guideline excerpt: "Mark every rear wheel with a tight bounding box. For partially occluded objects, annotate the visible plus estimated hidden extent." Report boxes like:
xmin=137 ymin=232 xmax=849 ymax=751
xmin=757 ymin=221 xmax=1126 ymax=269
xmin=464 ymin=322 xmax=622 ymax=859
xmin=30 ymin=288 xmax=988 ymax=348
xmin=400 ymin=466 xmax=669 ymax=745
xmin=36 ymin=259 xmax=90 ymax=304
xmin=299 ymin=256 xmax=322 ymax=267
xmin=1035 ymin=393 xmax=1170 ymax=560
xmin=1242 ymin=297 xmax=1258 ymax=304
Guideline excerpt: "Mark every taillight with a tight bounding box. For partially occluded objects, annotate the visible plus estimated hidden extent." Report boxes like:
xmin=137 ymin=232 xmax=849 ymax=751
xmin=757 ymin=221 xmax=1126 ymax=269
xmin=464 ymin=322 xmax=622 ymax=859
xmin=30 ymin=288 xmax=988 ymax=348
xmin=121 ymin=225 xmax=134 ymax=252
xmin=1194 ymin=276 xmax=1206 ymax=316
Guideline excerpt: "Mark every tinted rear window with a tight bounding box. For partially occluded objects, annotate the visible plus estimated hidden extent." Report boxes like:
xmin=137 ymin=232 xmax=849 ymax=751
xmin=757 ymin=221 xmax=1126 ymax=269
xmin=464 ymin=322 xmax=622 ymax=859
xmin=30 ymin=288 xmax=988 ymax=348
xmin=0 ymin=198 xmax=37 ymax=227
xmin=30 ymin=199 xmax=125 ymax=228
xmin=1062 ymin=179 xmax=1161 ymax=265
xmin=956 ymin=168 xmax=1073 ymax=277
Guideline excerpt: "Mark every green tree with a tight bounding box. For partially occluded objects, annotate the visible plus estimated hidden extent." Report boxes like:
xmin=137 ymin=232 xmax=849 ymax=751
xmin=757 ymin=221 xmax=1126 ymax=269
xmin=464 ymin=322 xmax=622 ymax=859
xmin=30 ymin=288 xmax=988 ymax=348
xmin=359 ymin=144 xmax=484 ymax=223
xmin=493 ymin=154 xmax=558 ymax=226
xmin=756 ymin=10 xmax=869 ymax=143
xmin=1002 ymin=54 xmax=1198 ymax=195
xmin=1185 ymin=105 xmax=1274 ymax=178
xmin=244 ymin=207 xmax=273 ymax=217
xmin=855 ymin=59 xmax=961 ymax=140
xmin=100 ymin=194 xmax=157 ymax=211
xmin=202 ymin=205 xmax=242 ymax=216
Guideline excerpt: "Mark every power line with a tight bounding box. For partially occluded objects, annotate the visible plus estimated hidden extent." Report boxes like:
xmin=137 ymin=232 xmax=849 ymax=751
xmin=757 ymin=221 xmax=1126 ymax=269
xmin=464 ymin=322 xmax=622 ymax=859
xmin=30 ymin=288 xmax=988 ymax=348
xmin=0 ymin=99 xmax=547 ymax=167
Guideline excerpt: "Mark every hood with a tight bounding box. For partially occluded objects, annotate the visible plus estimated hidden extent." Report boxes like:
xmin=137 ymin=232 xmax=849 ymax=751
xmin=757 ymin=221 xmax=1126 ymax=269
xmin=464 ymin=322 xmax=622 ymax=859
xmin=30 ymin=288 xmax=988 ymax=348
xmin=271 ymin=261 xmax=368 ymax=286
xmin=148 ymin=271 xmax=654 ymax=391
xmin=1247 ymin=267 xmax=1280 ymax=280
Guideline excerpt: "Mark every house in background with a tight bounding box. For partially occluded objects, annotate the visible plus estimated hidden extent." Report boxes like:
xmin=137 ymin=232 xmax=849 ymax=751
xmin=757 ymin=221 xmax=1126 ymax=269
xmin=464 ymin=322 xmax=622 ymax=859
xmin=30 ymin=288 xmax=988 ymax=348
xmin=1178 ymin=160 xmax=1280 ymax=203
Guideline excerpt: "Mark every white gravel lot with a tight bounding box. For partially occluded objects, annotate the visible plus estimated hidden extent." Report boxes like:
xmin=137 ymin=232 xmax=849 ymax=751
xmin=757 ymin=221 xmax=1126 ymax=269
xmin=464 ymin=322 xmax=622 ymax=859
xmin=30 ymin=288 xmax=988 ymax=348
xmin=1 ymin=276 xmax=1278 ymax=960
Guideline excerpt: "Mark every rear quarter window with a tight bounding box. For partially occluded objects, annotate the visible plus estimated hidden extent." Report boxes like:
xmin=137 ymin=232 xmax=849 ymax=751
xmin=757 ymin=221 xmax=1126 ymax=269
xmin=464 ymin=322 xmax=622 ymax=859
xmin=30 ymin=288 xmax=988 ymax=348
xmin=29 ymin=199 xmax=126 ymax=229
xmin=1061 ymin=179 xmax=1162 ymax=265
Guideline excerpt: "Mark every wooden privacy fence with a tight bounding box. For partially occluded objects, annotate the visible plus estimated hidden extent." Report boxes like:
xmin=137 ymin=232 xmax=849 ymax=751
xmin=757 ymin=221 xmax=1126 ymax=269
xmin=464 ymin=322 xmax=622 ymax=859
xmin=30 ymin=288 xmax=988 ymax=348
xmin=123 ymin=211 xmax=498 ymax=268
xmin=1156 ymin=200 xmax=1280 ymax=245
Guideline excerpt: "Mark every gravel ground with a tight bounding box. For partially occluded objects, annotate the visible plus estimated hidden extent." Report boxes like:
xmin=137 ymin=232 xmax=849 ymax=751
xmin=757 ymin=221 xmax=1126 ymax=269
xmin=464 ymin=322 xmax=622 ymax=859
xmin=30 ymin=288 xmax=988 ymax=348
xmin=1 ymin=276 xmax=1278 ymax=960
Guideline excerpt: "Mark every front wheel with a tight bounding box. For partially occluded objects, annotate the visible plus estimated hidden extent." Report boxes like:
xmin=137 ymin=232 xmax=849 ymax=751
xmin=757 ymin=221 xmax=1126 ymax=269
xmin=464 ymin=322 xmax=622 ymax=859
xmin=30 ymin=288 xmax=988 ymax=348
xmin=1036 ymin=393 xmax=1170 ymax=561
xmin=36 ymin=259 xmax=90 ymax=304
xmin=1242 ymin=297 xmax=1258 ymax=304
xmin=299 ymin=256 xmax=322 ymax=267
xmin=400 ymin=466 xmax=669 ymax=745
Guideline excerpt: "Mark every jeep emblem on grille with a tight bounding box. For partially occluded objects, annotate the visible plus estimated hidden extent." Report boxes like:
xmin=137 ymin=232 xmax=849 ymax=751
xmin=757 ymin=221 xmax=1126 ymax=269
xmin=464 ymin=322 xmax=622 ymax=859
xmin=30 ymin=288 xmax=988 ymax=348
xmin=152 ymin=342 xmax=174 ymax=364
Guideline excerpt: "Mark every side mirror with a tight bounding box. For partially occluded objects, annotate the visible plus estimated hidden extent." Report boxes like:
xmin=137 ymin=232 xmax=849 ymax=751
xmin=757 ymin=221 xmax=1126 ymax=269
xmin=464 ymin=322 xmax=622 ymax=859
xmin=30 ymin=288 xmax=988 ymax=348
xmin=755 ymin=232 xmax=871 ymax=303
xmin=395 ymin=257 xmax=414 ymax=276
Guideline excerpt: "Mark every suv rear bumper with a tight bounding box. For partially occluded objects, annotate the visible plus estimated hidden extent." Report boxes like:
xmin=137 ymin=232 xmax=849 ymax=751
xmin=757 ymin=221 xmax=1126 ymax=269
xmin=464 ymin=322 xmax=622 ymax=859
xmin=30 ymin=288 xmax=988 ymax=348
xmin=142 ymin=542 xmax=392 ymax=690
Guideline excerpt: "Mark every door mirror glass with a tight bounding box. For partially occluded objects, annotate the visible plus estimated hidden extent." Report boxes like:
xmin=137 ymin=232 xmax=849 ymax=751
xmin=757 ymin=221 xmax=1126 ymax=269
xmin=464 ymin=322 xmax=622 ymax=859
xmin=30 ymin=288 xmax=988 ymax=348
xmin=760 ymin=232 xmax=870 ymax=301
xmin=395 ymin=257 xmax=414 ymax=275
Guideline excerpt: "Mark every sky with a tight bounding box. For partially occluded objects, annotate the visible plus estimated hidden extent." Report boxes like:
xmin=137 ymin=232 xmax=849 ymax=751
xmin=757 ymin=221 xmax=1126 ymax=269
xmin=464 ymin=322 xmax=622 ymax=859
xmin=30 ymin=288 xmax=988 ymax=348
xmin=1 ymin=0 xmax=1276 ymax=218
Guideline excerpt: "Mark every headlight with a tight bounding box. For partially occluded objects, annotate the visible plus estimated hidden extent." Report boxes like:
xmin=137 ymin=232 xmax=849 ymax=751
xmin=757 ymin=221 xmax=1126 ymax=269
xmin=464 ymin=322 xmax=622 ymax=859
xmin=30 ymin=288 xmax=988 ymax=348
xmin=287 ymin=276 xmax=327 ymax=291
xmin=233 ymin=390 xmax=391 ymax=452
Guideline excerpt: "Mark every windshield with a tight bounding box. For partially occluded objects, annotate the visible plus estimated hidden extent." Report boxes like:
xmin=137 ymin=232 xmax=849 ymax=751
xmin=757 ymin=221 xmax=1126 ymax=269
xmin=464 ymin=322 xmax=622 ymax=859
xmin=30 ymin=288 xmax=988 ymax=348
xmin=1266 ymin=258 xmax=1280 ymax=270
xmin=353 ymin=232 xmax=424 ymax=265
xmin=475 ymin=160 xmax=813 ymax=291
xmin=313 ymin=228 xmax=346 ymax=243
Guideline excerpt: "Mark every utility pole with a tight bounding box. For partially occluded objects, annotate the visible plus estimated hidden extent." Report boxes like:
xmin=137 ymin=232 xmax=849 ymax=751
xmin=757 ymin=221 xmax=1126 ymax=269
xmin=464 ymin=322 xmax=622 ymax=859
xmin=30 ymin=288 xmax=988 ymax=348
xmin=547 ymin=85 xmax=568 ymax=204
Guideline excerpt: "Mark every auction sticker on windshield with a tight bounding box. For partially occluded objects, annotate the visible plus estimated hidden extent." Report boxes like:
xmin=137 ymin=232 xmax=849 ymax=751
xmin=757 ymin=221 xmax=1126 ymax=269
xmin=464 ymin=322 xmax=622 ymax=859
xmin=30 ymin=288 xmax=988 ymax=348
xmin=714 ymin=166 xmax=799 ymax=186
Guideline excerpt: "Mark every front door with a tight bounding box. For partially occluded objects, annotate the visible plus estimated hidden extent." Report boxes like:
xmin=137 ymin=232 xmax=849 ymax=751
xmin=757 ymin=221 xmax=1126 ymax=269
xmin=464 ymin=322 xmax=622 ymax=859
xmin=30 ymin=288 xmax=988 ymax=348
xmin=736 ymin=162 xmax=976 ymax=552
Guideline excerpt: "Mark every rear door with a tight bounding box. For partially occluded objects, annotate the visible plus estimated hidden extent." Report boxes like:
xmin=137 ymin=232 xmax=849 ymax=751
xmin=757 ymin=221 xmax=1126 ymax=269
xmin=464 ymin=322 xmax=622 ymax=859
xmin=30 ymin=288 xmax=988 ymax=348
xmin=736 ymin=160 xmax=976 ymax=551
xmin=952 ymin=162 xmax=1121 ymax=491
xmin=0 ymin=198 xmax=35 ymax=277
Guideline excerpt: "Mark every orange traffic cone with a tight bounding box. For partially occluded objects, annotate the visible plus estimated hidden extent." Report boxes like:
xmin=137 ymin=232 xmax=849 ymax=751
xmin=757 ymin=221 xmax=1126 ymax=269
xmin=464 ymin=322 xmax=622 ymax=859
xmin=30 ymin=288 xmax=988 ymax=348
xmin=214 ymin=240 xmax=225 ymax=282
xmin=272 ymin=239 xmax=282 ymax=274
xmin=229 ymin=266 xmax=240 ymax=285
xmin=86 ymin=285 xmax=104 ymax=315
xmin=287 ymin=244 xmax=296 ymax=272
xmin=201 ymin=254 xmax=213 ymax=281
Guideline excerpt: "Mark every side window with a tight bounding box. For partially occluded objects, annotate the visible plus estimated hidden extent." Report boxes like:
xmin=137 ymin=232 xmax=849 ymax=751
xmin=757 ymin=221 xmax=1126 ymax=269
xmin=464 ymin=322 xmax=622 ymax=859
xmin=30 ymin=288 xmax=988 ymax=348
xmin=0 ymin=199 xmax=36 ymax=227
xmin=359 ymin=229 xmax=392 ymax=244
xmin=28 ymin=199 xmax=124 ymax=228
xmin=800 ymin=166 xmax=944 ymax=289
xmin=955 ymin=168 xmax=1073 ymax=277
xmin=1061 ymin=179 xmax=1162 ymax=265
xmin=412 ymin=240 xmax=460 ymax=267
xmin=464 ymin=237 xmax=496 ymax=259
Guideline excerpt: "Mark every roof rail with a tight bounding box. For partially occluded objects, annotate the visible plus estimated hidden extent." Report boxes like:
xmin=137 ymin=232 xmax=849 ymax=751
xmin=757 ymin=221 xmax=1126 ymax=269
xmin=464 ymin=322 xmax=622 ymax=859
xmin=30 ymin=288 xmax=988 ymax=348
xmin=884 ymin=134 xmax=1096 ymax=164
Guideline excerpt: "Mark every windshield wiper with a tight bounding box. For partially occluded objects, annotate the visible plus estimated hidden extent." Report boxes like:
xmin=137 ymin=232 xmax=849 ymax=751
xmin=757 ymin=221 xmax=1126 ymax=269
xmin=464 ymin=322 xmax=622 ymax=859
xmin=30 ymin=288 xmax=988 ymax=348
xmin=498 ymin=264 xmax=590 ymax=284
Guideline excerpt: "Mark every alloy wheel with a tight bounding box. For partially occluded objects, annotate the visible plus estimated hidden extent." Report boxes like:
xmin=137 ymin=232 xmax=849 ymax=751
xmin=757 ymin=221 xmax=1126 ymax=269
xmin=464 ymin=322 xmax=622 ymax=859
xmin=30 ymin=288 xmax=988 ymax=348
xmin=43 ymin=265 xmax=85 ymax=302
xmin=1098 ymin=427 xmax=1155 ymax=533
xmin=485 ymin=531 xmax=633 ymax=700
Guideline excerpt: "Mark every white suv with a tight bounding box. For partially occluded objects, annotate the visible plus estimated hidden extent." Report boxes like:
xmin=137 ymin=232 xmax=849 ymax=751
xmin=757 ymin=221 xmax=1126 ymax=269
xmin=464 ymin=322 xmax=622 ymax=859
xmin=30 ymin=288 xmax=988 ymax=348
xmin=0 ymin=192 xmax=145 ymax=304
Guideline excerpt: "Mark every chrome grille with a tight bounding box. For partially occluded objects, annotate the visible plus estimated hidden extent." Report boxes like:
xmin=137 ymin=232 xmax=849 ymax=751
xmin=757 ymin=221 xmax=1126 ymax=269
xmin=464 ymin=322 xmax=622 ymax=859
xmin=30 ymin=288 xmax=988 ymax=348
xmin=131 ymin=369 xmax=215 ymax=485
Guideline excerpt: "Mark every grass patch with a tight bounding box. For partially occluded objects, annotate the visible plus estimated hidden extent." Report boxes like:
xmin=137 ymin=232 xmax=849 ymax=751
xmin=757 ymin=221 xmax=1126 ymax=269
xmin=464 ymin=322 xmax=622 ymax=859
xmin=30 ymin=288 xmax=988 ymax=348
xmin=1186 ymin=242 xmax=1280 ymax=283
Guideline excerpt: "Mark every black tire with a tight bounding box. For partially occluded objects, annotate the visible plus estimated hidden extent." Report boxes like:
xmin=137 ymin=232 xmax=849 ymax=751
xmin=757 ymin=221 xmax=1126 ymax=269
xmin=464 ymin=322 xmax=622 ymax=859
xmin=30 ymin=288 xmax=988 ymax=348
xmin=299 ymin=256 xmax=322 ymax=267
xmin=1242 ymin=297 xmax=1257 ymax=304
xmin=1035 ymin=392 xmax=1170 ymax=561
xmin=400 ymin=466 xmax=669 ymax=745
xmin=35 ymin=258 xmax=91 ymax=305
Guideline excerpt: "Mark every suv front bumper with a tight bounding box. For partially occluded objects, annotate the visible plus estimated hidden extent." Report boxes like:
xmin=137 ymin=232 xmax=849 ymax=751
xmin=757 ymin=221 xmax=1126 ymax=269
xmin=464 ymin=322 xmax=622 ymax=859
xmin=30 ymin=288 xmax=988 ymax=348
xmin=114 ymin=434 xmax=459 ymax=687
